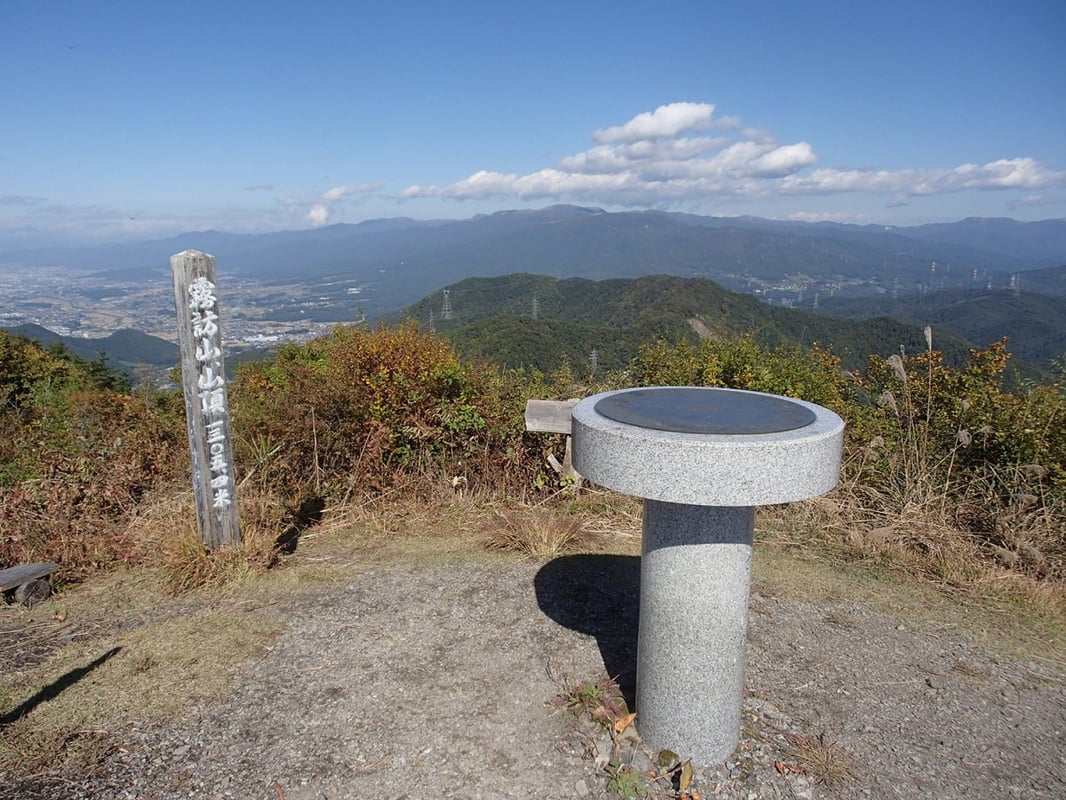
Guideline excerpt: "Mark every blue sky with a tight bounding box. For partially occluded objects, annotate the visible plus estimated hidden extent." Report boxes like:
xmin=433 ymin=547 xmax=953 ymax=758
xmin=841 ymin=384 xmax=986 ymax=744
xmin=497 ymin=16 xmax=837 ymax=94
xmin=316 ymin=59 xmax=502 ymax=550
xmin=2 ymin=0 xmax=1064 ymax=248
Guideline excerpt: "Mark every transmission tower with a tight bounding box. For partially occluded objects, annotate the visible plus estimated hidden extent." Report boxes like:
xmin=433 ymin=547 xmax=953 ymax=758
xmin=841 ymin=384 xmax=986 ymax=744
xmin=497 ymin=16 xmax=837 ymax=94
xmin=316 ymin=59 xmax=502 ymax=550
xmin=589 ymin=349 xmax=599 ymax=374
xmin=441 ymin=289 xmax=453 ymax=321
xmin=427 ymin=309 xmax=436 ymax=334
xmin=531 ymin=295 xmax=539 ymax=320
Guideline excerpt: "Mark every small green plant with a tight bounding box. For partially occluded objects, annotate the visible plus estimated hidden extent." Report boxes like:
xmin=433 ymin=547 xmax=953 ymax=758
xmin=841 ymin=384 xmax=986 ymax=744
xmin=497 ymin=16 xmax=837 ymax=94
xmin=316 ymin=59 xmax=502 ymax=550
xmin=549 ymin=670 xmax=628 ymax=726
xmin=605 ymin=762 xmax=649 ymax=799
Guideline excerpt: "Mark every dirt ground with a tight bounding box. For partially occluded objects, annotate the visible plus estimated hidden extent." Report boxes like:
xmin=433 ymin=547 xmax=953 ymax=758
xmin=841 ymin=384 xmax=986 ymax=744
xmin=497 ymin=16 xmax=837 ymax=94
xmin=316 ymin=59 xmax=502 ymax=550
xmin=1 ymin=552 xmax=1064 ymax=799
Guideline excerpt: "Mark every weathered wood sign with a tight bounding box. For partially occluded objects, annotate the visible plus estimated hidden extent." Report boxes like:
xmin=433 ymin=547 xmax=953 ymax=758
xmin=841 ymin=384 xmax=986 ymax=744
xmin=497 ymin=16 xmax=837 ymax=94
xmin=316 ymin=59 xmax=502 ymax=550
xmin=171 ymin=250 xmax=240 ymax=549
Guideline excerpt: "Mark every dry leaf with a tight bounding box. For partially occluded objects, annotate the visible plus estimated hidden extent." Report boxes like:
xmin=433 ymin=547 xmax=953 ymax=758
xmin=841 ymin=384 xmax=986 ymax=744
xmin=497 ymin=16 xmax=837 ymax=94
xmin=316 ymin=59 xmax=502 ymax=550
xmin=613 ymin=712 xmax=637 ymax=736
xmin=679 ymin=760 xmax=693 ymax=790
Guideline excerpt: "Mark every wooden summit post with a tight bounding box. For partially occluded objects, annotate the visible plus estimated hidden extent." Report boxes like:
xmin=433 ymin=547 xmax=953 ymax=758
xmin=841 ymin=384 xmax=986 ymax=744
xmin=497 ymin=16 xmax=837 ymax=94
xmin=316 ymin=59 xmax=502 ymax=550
xmin=172 ymin=250 xmax=240 ymax=549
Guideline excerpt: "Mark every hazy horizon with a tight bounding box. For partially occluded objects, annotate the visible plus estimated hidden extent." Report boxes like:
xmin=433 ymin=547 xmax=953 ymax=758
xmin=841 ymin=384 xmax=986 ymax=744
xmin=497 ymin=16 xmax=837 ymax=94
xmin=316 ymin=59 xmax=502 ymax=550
xmin=4 ymin=203 xmax=1066 ymax=258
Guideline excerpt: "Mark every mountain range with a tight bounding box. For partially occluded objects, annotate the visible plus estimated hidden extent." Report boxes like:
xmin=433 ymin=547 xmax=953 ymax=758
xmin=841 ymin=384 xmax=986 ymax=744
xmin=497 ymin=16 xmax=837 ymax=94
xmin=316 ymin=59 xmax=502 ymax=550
xmin=4 ymin=206 xmax=1065 ymax=322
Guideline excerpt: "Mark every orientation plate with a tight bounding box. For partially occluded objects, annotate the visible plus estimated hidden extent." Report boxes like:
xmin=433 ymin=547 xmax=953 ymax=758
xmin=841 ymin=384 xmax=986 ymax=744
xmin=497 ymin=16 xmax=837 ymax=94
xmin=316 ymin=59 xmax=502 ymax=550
xmin=593 ymin=387 xmax=817 ymax=435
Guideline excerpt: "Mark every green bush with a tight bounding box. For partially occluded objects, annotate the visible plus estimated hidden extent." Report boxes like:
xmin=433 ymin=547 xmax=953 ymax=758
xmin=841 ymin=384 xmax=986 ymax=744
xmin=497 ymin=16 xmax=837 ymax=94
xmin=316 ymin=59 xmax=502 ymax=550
xmin=630 ymin=333 xmax=1065 ymax=579
xmin=229 ymin=323 xmax=541 ymax=503
xmin=632 ymin=335 xmax=851 ymax=413
xmin=848 ymin=339 xmax=1064 ymax=538
xmin=0 ymin=332 xmax=187 ymax=576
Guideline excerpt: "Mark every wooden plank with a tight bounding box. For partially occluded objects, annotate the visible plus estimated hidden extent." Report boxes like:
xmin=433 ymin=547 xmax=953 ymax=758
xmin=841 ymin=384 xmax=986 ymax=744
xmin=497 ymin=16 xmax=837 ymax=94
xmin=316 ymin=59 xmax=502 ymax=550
xmin=524 ymin=399 xmax=579 ymax=434
xmin=172 ymin=250 xmax=240 ymax=550
xmin=0 ymin=562 xmax=58 ymax=591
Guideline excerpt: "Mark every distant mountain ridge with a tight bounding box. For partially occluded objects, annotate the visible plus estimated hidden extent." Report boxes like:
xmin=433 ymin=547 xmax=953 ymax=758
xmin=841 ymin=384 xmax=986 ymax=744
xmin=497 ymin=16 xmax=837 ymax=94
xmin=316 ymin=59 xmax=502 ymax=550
xmin=7 ymin=272 xmax=1053 ymax=388
xmin=899 ymin=217 xmax=1066 ymax=263
xmin=5 ymin=324 xmax=177 ymax=379
xmin=813 ymin=288 xmax=1066 ymax=368
xmin=5 ymin=207 xmax=1065 ymax=324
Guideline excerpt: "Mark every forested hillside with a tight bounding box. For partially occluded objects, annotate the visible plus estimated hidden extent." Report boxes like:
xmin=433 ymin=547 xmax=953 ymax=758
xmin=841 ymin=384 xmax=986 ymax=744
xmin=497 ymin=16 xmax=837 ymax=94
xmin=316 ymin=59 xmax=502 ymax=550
xmin=814 ymin=288 xmax=1066 ymax=369
xmin=404 ymin=274 xmax=996 ymax=375
xmin=6 ymin=323 xmax=177 ymax=380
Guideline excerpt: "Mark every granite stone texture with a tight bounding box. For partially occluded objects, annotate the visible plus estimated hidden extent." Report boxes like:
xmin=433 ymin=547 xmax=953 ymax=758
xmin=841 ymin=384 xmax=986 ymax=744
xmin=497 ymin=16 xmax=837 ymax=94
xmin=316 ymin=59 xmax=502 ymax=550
xmin=570 ymin=386 xmax=845 ymax=765
xmin=571 ymin=386 xmax=844 ymax=507
xmin=638 ymin=501 xmax=755 ymax=764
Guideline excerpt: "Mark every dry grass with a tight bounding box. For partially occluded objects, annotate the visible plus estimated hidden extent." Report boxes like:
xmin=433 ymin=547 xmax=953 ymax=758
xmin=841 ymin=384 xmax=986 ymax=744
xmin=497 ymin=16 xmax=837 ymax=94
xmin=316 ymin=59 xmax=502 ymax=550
xmin=782 ymin=730 xmax=855 ymax=787
xmin=753 ymin=515 xmax=1066 ymax=671
xmin=126 ymin=487 xmax=290 ymax=593
xmin=483 ymin=506 xmax=599 ymax=558
xmin=760 ymin=494 xmax=1066 ymax=612
xmin=0 ymin=608 xmax=282 ymax=775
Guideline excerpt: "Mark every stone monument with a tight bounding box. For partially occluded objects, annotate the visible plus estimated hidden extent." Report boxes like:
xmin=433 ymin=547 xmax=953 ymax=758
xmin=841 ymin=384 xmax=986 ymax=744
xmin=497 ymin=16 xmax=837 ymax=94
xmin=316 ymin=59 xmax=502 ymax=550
xmin=571 ymin=386 xmax=844 ymax=764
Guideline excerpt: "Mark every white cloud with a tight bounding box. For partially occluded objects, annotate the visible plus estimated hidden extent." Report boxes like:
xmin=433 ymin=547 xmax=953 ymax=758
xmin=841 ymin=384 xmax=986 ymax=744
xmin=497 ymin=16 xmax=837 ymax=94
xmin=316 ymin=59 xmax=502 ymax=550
xmin=788 ymin=210 xmax=870 ymax=223
xmin=306 ymin=203 xmax=331 ymax=226
xmin=949 ymin=158 xmax=1056 ymax=190
xmin=398 ymin=102 xmax=1066 ymax=213
xmin=303 ymin=183 xmax=382 ymax=226
xmin=749 ymin=143 xmax=817 ymax=177
xmin=779 ymin=157 xmax=1065 ymax=197
xmin=321 ymin=185 xmax=352 ymax=202
xmin=593 ymin=102 xmax=716 ymax=143
xmin=1008 ymin=192 xmax=1064 ymax=209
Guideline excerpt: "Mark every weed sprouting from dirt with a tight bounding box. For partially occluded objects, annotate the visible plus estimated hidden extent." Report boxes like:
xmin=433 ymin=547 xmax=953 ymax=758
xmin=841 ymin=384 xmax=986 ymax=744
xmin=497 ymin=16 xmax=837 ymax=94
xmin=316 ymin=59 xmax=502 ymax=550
xmin=547 ymin=667 xmax=628 ymax=727
xmin=604 ymin=762 xmax=649 ymax=798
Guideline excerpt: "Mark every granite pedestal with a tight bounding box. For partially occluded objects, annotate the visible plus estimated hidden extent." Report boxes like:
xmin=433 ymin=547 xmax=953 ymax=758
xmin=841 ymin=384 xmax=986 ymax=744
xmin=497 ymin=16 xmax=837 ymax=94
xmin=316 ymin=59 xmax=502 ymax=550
xmin=571 ymin=387 xmax=844 ymax=764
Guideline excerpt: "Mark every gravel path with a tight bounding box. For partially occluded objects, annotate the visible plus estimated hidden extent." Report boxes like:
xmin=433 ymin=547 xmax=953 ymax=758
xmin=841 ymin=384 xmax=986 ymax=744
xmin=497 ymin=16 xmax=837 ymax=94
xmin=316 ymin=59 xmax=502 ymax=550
xmin=4 ymin=555 xmax=1064 ymax=799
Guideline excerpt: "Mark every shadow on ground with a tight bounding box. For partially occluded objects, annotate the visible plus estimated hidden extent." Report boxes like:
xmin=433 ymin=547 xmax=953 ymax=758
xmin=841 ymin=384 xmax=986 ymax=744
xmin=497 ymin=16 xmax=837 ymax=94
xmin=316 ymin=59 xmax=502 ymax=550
xmin=0 ymin=646 xmax=122 ymax=728
xmin=534 ymin=554 xmax=640 ymax=707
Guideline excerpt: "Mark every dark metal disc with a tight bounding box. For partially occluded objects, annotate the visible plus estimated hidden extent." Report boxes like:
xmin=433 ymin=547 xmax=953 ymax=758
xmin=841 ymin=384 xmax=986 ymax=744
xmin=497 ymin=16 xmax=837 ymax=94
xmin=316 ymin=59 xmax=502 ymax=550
xmin=593 ymin=387 xmax=817 ymax=435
